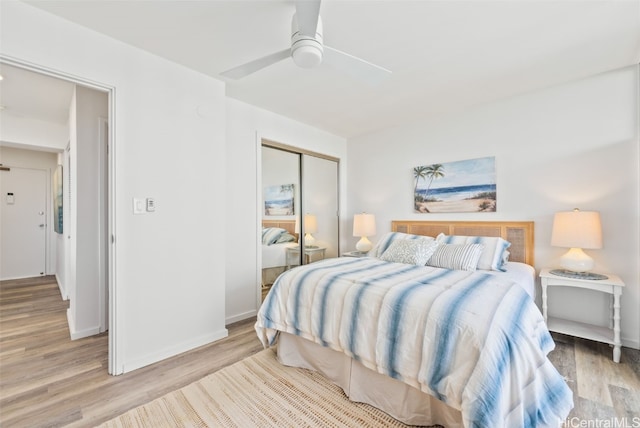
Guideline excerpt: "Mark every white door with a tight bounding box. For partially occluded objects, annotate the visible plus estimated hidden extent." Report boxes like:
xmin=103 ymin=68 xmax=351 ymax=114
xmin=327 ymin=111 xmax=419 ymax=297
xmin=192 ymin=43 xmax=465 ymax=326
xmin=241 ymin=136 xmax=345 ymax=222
xmin=0 ymin=166 xmax=47 ymax=280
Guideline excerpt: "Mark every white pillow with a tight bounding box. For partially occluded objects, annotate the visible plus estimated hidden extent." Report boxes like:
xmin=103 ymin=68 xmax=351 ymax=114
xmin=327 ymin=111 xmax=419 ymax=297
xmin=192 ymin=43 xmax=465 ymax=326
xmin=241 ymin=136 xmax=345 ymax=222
xmin=369 ymin=232 xmax=435 ymax=258
xmin=427 ymin=243 xmax=484 ymax=271
xmin=436 ymin=233 xmax=511 ymax=271
xmin=380 ymin=239 xmax=440 ymax=265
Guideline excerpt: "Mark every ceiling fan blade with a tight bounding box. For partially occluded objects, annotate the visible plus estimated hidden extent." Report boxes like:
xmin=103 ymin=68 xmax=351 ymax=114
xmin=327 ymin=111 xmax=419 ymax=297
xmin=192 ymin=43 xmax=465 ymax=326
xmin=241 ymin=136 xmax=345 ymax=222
xmin=220 ymin=49 xmax=291 ymax=79
xmin=295 ymin=0 xmax=321 ymax=36
xmin=323 ymin=46 xmax=392 ymax=86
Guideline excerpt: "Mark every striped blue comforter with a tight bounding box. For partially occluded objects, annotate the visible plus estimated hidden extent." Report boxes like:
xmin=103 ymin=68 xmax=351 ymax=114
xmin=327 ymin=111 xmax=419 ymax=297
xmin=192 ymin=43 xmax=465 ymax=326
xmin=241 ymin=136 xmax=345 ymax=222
xmin=255 ymin=257 xmax=573 ymax=428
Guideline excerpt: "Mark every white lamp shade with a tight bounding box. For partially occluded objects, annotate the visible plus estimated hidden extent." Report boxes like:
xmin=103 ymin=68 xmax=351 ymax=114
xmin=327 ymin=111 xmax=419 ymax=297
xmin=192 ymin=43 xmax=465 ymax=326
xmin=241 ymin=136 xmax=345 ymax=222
xmin=551 ymin=209 xmax=602 ymax=272
xmin=551 ymin=209 xmax=602 ymax=249
xmin=304 ymin=214 xmax=317 ymax=234
xmin=353 ymin=213 xmax=376 ymax=237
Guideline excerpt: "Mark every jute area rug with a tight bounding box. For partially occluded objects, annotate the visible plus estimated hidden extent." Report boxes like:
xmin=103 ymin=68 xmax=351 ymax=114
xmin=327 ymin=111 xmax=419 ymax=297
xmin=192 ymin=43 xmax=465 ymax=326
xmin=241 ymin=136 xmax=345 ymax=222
xmin=99 ymin=348 xmax=440 ymax=428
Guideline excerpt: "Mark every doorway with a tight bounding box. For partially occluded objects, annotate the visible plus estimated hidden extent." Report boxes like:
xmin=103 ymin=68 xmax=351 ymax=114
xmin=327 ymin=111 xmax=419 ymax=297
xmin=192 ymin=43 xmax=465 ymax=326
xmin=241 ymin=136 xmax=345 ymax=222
xmin=0 ymin=59 xmax=116 ymax=373
xmin=0 ymin=166 xmax=47 ymax=279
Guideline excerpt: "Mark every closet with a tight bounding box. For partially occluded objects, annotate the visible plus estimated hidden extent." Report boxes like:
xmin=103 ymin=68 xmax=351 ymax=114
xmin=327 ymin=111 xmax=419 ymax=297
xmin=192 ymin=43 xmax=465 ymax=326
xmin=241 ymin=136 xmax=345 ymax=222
xmin=260 ymin=141 xmax=339 ymax=298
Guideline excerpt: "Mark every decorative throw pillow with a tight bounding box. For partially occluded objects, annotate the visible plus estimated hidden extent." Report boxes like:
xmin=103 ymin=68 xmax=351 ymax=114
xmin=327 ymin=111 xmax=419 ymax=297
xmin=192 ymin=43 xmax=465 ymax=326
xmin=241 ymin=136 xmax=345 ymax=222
xmin=369 ymin=232 xmax=436 ymax=258
xmin=502 ymin=250 xmax=510 ymax=266
xmin=436 ymin=234 xmax=511 ymax=271
xmin=275 ymin=232 xmax=296 ymax=244
xmin=262 ymin=227 xmax=286 ymax=245
xmin=380 ymin=239 xmax=439 ymax=265
xmin=427 ymin=243 xmax=484 ymax=271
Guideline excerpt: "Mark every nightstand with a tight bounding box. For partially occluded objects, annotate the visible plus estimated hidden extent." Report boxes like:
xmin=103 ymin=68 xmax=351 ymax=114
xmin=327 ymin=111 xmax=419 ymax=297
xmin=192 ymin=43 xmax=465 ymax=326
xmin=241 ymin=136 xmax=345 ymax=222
xmin=342 ymin=251 xmax=368 ymax=258
xmin=286 ymin=246 xmax=326 ymax=269
xmin=539 ymin=268 xmax=625 ymax=363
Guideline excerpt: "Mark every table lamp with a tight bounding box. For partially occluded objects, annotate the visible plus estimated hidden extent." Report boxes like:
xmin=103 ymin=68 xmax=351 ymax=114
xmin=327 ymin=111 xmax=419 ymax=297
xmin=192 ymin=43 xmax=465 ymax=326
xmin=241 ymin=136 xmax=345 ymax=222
xmin=353 ymin=213 xmax=376 ymax=253
xmin=304 ymin=214 xmax=317 ymax=247
xmin=551 ymin=208 xmax=606 ymax=279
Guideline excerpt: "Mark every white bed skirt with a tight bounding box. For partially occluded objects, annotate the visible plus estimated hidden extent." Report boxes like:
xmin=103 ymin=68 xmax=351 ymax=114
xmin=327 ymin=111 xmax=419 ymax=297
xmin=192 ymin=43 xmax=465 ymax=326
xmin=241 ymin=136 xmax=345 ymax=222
xmin=277 ymin=332 xmax=463 ymax=427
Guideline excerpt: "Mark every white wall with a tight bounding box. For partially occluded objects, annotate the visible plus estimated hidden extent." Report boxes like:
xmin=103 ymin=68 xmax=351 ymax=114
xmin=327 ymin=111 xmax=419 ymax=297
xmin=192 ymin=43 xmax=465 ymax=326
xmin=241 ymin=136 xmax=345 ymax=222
xmin=225 ymin=98 xmax=347 ymax=323
xmin=0 ymin=146 xmax=58 ymax=278
xmin=66 ymin=85 xmax=108 ymax=339
xmin=347 ymin=65 xmax=640 ymax=349
xmin=1 ymin=1 xmax=228 ymax=373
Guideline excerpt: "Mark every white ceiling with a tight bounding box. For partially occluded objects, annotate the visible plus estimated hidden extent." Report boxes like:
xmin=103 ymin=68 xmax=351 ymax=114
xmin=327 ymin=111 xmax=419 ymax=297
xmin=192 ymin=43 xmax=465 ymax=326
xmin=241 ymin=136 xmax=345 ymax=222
xmin=12 ymin=0 xmax=640 ymax=138
xmin=0 ymin=63 xmax=74 ymax=125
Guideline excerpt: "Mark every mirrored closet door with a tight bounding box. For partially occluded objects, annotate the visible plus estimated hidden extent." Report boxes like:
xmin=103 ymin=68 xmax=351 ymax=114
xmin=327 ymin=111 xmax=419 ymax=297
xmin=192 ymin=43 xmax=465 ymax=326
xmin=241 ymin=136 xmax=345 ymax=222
xmin=301 ymin=154 xmax=339 ymax=259
xmin=260 ymin=142 xmax=339 ymax=299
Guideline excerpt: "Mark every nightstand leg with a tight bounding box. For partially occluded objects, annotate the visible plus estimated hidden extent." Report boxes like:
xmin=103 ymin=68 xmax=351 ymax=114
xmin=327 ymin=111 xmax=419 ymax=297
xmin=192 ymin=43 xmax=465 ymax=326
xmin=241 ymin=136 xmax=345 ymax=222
xmin=541 ymin=281 xmax=548 ymax=323
xmin=613 ymin=288 xmax=621 ymax=363
xmin=609 ymin=294 xmax=614 ymax=330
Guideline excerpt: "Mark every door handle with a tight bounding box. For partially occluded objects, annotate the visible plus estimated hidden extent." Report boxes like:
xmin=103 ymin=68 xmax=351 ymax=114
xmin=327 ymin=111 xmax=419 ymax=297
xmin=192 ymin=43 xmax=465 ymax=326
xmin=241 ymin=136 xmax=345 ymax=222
xmin=39 ymin=224 xmax=45 ymax=228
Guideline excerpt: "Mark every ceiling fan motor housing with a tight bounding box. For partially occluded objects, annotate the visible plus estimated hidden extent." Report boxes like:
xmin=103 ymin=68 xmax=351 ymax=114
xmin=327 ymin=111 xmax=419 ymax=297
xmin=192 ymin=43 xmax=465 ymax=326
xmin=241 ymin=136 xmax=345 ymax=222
xmin=291 ymin=14 xmax=324 ymax=68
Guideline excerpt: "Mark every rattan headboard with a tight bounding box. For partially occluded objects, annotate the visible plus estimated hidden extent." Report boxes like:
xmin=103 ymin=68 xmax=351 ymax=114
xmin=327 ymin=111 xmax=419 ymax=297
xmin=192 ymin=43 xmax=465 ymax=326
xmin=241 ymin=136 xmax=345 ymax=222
xmin=391 ymin=220 xmax=534 ymax=266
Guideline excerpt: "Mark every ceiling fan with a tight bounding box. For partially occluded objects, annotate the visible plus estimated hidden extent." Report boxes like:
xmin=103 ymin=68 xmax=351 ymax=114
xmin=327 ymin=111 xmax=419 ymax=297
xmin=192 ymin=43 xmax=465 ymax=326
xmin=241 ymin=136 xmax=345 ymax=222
xmin=220 ymin=0 xmax=391 ymax=85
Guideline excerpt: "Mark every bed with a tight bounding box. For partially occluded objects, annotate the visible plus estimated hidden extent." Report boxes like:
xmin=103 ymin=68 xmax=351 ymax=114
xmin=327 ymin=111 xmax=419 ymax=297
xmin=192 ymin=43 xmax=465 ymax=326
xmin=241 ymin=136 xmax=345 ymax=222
xmin=255 ymin=220 xmax=573 ymax=427
xmin=261 ymin=220 xmax=299 ymax=290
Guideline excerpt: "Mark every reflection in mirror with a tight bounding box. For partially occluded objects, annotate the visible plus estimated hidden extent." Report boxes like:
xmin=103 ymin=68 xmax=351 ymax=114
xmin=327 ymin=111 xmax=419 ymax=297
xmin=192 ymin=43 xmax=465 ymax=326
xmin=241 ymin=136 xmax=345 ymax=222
xmin=302 ymin=154 xmax=339 ymax=259
xmin=302 ymin=213 xmax=318 ymax=247
xmin=260 ymin=143 xmax=340 ymax=302
xmin=260 ymin=146 xmax=300 ymax=300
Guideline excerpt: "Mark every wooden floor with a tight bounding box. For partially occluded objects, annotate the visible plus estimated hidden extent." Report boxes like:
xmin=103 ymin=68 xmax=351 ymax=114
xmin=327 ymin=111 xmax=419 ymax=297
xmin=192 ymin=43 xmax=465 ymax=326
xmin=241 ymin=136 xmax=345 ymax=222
xmin=0 ymin=276 xmax=263 ymax=427
xmin=549 ymin=332 xmax=640 ymax=424
xmin=1 ymin=276 xmax=639 ymax=427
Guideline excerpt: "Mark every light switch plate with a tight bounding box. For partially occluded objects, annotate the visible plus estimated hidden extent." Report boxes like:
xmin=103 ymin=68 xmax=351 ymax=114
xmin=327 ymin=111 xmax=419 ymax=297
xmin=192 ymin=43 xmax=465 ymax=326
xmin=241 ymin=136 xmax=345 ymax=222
xmin=133 ymin=198 xmax=146 ymax=214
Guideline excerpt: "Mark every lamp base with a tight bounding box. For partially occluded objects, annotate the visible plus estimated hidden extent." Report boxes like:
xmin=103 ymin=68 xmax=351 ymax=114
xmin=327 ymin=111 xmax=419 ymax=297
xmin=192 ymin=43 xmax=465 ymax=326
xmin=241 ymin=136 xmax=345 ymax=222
xmin=559 ymin=247 xmax=595 ymax=272
xmin=355 ymin=236 xmax=372 ymax=253
xmin=304 ymin=233 xmax=315 ymax=247
xmin=550 ymin=269 xmax=608 ymax=280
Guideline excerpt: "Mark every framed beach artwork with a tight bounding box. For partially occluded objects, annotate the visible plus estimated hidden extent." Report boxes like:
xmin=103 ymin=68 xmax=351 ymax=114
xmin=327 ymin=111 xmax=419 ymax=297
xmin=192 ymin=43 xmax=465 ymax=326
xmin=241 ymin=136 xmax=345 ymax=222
xmin=413 ymin=156 xmax=497 ymax=213
xmin=264 ymin=184 xmax=295 ymax=216
xmin=53 ymin=164 xmax=63 ymax=233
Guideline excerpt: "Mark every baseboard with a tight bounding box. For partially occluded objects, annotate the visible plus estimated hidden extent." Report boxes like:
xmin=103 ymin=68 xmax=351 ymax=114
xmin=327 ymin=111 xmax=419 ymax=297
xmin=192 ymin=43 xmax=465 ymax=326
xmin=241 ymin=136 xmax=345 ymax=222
xmin=622 ymin=337 xmax=640 ymax=350
xmin=0 ymin=273 xmax=48 ymax=281
xmin=55 ymin=274 xmax=68 ymax=300
xmin=121 ymin=328 xmax=229 ymax=374
xmin=66 ymin=308 xmax=101 ymax=340
xmin=226 ymin=309 xmax=257 ymax=325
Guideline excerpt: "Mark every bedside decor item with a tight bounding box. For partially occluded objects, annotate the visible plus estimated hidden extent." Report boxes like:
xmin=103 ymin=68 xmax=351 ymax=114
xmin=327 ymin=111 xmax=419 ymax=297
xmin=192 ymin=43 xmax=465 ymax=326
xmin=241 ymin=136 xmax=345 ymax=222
xmin=353 ymin=213 xmax=376 ymax=252
xmin=303 ymin=213 xmax=318 ymax=247
xmin=551 ymin=208 xmax=605 ymax=279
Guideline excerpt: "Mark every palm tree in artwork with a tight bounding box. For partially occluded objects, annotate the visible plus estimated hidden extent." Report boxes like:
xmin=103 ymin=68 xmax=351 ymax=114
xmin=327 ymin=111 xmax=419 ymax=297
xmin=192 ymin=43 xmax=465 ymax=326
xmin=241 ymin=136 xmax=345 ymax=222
xmin=424 ymin=164 xmax=445 ymax=198
xmin=280 ymin=184 xmax=294 ymax=215
xmin=415 ymin=164 xmax=445 ymax=213
xmin=280 ymin=184 xmax=293 ymax=194
xmin=413 ymin=166 xmax=428 ymax=208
